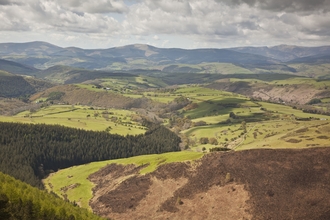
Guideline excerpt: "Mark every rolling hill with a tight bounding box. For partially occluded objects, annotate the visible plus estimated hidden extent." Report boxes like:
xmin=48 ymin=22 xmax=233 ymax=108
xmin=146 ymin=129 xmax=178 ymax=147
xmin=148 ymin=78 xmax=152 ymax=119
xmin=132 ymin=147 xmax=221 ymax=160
xmin=2 ymin=41 xmax=330 ymax=79
xmin=0 ymin=42 xmax=279 ymax=70
xmin=230 ymin=44 xmax=330 ymax=62
xmin=0 ymin=58 xmax=39 ymax=75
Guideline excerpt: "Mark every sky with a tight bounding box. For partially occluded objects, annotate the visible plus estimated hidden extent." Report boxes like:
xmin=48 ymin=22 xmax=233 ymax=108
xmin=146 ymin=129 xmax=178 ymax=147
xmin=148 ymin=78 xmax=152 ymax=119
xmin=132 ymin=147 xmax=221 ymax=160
xmin=0 ymin=0 xmax=330 ymax=49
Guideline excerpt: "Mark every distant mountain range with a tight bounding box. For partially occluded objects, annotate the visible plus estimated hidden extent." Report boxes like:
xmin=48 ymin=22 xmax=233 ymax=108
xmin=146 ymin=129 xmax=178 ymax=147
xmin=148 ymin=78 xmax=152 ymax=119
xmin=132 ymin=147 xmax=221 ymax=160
xmin=230 ymin=44 xmax=330 ymax=62
xmin=0 ymin=41 xmax=329 ymax=70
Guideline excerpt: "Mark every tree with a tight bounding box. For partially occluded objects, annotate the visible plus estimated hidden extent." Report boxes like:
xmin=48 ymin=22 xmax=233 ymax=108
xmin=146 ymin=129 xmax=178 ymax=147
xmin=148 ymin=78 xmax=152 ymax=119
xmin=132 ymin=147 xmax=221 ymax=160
xmin=241 ymin=121 xmax=247 ymax=133
xmin=209 ymin=137 xmax=218 ymax=145
xmin=199 ymin=137 xmax=209 ymax=144
xmin=229 ymin=112 xmax=237 ymax=119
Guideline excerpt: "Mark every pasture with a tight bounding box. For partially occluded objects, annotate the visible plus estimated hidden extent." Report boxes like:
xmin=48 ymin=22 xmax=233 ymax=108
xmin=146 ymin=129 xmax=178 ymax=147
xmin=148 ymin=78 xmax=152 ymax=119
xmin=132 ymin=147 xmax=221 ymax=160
xmin=175 ymin=85 xmax=330 ymax=151
xmin=0 ymin=105 xmax=146 ymax=135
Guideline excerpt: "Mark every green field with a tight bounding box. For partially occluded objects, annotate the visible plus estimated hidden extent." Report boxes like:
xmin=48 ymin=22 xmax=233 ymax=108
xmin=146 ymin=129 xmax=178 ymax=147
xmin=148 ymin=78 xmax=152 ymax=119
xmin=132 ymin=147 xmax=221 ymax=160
xmin=171 ymin=85 xmax=330 ymax=151
xmin=0 ymin=105 xmax=146 ymax=135
xmin=44 ymin=151 xmax=203 ymax=210
xmin=237 ymin=120 xmax=330 ymax=150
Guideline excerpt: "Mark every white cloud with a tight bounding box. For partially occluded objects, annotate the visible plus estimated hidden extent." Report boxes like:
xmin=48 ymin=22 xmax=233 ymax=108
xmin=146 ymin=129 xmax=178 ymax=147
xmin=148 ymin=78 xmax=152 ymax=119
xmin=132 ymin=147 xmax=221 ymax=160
xmin=153 ymin=35 xmax=159 ymax=40
xmin=0 ymin=0 xmax=330 ymax=48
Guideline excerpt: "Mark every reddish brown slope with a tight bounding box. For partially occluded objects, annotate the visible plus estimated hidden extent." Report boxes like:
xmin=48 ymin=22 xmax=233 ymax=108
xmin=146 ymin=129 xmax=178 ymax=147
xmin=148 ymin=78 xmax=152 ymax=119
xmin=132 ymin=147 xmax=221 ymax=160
xmin=89 ymin=148 xmax=330 ymax=220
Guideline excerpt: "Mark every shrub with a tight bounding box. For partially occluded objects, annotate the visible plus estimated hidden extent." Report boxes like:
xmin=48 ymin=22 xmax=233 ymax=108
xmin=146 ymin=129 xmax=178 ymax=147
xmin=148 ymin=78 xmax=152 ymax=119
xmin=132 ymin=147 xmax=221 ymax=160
xmin=199 ymin=137 xmax=209 ymax=144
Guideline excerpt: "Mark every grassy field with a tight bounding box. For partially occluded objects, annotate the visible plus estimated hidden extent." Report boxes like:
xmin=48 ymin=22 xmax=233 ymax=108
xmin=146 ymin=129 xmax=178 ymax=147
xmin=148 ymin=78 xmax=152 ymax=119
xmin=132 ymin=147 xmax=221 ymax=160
xmin=289 ymin=63 xmax=330 ymax=78
xmin=236 ymin=120 xmax=330 ymax=150
xmin=44 ymin=151 xmax=203 ymax=210
xmin=76 ymin=74 xmax=168 ymax=92
xmin=0 ymin=105 xmax=146 ymax=135
xmin=174 ymin=85 xmax=330 ymax=151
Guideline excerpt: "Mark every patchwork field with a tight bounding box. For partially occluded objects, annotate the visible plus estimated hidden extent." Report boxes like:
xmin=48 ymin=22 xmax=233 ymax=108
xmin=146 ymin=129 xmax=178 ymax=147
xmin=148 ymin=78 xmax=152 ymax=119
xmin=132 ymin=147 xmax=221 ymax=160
xmin=0 ymin=104 xmax=146 ymax=135
xmin=144 ymin=85 xmax=326 ymax=150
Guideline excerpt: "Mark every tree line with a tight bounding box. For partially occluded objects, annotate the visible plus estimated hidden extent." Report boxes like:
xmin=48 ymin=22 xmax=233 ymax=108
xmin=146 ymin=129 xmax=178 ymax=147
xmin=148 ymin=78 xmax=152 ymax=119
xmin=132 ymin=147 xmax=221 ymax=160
xmin=0 ymin=122 xmax=181 ymax=188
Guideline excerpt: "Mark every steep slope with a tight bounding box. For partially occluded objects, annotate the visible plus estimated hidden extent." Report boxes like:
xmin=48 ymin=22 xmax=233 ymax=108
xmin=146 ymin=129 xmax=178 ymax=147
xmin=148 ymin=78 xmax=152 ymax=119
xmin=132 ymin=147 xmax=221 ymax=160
xmin=0 ymin=71 xmax=53 ymax=98
xmin=89 ymin=147 xmax=330 ymax=220
xmin=0 ymin=172 xmax=104 ymax=220
xmin=0 ymin=72 xmax=36 ymax=98
xmin=0 ymin=59 xmax=39 ymax=75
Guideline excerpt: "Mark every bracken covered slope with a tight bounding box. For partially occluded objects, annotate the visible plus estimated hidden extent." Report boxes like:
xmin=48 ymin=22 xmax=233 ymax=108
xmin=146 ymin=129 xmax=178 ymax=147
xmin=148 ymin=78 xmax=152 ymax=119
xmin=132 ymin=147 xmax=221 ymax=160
xmin=89 ymin=147 xmax=330 ymax=220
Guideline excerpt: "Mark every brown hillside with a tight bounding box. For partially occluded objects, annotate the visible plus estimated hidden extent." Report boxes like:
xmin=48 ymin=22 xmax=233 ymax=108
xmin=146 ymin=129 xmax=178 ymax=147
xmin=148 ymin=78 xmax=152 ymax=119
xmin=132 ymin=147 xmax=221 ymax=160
xmin=207 ymin=80 xmax=328 ymax=105
xmin=30 ymin=85 xmax=152 ymax=109
xmin=89 ymin=147 xmax=330 ymax=220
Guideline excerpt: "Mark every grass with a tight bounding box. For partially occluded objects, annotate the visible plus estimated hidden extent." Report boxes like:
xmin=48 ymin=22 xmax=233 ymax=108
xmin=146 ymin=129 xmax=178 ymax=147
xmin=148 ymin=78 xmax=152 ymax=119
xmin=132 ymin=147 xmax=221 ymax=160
xmin=0 ymin=105 xmax=146 ymax=135
xmin=0 ymin=70 xmax=12 ymax=76
xmin=44 ymin=151 xmax=204 ymax=210
xmin=236 ymin=120 xmax=330 ymax=151
xmin=289 ymin=63 xmax=330 ymax=79
xmin=172 ymin=85 xmax=330 ymax=151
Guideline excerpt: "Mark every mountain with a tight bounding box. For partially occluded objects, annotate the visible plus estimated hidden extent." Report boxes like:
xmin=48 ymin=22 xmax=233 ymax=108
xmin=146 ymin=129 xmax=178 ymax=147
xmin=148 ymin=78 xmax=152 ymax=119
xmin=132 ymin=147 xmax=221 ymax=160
xmin=0 ymin=58 xmax=39 ymax=75
xmin=1 ymin=41 xmax=330 ymax=79
xmin=0 ymin=42 xmax=279 ymax=70
xmin=229 ymin=45 xmax=330 ymax=62
xmin=0 ymin=41 xmax=62 ymax=56
xmin=0 ymin=70 xmax=53 ymax=98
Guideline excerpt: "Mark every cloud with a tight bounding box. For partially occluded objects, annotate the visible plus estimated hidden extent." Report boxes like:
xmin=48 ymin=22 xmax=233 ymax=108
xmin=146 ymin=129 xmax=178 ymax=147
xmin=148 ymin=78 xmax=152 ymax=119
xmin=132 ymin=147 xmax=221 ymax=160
xmin=0 ymin=0 xmax=11 ymax=5
xmin=216 ymin=0 xmax=330 ymax=13
xmin=0 ymin=0 xmax=121 ymax=33
xmin=0 ymin=0 xmax=330 ymax=48
xmin=0 ymin=0 xmax=19 ymax=5
xmin=57 ymin=0 xmax=128 ymax=14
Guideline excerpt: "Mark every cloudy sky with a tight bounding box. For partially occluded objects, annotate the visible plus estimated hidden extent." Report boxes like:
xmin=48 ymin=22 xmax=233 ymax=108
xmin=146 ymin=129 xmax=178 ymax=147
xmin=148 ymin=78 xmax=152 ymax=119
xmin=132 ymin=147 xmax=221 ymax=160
xmin=1 ymin=0 xmax=330 ymax=49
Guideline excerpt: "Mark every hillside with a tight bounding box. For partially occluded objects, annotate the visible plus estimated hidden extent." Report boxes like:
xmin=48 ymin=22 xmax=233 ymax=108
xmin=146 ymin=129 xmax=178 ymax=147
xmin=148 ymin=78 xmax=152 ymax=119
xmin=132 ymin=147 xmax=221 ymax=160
xmin=0 ymin=59 xmax=39 ymax=75
xmin=230 ymin=45 xmax=330 ymax=62
xmin=207 ymin=77 xmax=330 ymax=105
xmin=0 ymin=72 xmax=53 ymax=98
xmin=0 ymin=172 xmax=104 ymax=220
xmin=58 ymin=147 xmax=330 ymax=220
xmin=30 ymin=84 xmax=155 ymax=109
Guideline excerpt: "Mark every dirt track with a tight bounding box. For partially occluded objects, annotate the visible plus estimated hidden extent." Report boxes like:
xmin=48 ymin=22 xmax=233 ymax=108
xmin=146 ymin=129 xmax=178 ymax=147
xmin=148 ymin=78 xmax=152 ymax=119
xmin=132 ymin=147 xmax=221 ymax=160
xmin=89 ymin=147 xmax=330 ymax=220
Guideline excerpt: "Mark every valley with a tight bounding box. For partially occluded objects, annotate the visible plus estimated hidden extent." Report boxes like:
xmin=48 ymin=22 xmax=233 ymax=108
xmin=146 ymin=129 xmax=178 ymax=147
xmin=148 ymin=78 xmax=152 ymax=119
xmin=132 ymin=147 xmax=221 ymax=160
xmin=1 ymin=41 xmax=330 ymax=219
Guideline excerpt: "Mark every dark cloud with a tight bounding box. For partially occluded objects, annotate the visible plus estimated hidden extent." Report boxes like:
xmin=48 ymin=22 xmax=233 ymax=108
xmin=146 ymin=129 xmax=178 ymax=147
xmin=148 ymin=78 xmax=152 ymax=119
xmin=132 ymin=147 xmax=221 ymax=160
xmin=0 ymin=0 xmax=11 ymax=5
xmin=0 ymin=0 xmax=20 ymax=5
xmin=216 ymin=0 xmax=330 ymax=13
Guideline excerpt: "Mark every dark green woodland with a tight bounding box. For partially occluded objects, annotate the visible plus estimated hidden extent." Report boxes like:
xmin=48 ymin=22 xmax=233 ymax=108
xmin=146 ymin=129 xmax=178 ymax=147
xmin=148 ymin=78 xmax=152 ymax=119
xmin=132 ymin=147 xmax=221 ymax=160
xmin=0 ymin=122 xmax=181 ymax=188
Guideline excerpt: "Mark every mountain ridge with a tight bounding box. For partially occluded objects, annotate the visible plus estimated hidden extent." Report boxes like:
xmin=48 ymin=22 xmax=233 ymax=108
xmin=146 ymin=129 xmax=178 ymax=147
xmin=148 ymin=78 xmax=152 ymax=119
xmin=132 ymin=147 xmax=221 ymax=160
xmin=1 ymin=41 xmax=329 ymax=70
